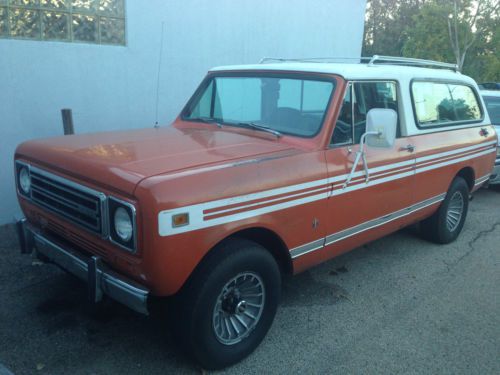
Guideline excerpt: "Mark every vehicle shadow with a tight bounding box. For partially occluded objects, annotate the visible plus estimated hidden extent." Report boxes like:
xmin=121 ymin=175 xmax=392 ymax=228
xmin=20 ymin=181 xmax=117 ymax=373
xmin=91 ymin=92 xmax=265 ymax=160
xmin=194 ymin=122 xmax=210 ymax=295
xmin=1 ymin=224 xmax=426 ymax=374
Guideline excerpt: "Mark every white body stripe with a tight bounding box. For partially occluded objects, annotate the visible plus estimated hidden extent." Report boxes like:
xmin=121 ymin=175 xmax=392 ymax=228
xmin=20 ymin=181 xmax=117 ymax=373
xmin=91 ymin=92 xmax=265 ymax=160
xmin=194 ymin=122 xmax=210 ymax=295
xmin=415 ymin=148 xmax=495 ymax=174
xmin=415 ymin=141 xmax=496 ymax=163
xmin=208 ymin=186 xmax=330 ymax=217
xmin=158 ymin=141 xmax=495 ymax=236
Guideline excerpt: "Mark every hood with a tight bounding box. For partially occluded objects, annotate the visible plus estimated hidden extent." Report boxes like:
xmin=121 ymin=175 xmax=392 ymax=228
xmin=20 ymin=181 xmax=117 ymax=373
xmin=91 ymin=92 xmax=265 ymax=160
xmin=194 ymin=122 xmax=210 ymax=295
xmin=15 ymin=124 xmax=294 ymax=195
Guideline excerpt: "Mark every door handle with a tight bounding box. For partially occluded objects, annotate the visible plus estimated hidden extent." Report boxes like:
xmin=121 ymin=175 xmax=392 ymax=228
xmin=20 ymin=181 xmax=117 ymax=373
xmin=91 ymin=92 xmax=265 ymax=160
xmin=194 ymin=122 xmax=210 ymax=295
xmin=399 ymin=144 xmax=415 ymax=153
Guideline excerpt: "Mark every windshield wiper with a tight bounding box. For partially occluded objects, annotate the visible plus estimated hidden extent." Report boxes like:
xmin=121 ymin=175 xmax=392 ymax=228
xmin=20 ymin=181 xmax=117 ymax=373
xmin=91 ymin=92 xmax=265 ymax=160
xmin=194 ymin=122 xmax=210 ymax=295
xmin=235 ymin=122 xmax=282 ymax=138
xmin=189 ymin=118 xmax=281 ymax=137
xmin=189 ymin=117 xmax=222 ymax=128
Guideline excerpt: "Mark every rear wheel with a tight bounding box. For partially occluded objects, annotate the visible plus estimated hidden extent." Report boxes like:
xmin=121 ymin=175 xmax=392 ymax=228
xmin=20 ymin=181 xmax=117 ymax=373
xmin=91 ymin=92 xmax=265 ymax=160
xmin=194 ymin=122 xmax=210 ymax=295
xmin=171 ymin=238 xmax=281 ymax=370
xmin=420 ymin=176 xmax=469 ymax=244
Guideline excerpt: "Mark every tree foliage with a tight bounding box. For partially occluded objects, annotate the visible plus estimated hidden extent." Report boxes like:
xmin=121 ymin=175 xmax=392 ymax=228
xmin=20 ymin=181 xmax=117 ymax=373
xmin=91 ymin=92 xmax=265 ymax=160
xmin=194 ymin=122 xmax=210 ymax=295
xmin=362 ymin=0 xmax=500 ymax=82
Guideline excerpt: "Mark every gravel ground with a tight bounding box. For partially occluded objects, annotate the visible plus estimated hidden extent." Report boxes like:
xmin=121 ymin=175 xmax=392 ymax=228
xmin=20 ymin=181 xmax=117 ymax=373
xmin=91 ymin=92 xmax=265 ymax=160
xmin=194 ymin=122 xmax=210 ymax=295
xmin=0 ymin=188 xmax=499 ymax=375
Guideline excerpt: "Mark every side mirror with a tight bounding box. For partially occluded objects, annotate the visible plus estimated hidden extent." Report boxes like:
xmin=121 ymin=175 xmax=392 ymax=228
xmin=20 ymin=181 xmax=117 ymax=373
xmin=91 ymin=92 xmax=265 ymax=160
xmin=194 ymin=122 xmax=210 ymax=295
xmin=343 ymin=108 xmax=398 ymax=189
xmin=365 ymin=108 xmax=397 ymax=148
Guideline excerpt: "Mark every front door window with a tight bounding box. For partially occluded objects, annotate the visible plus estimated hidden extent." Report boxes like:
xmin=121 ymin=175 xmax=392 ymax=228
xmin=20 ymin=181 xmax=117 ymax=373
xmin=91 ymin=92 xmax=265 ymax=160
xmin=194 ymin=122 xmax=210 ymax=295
xmin=331 ymin=81 xmax=399 ymax=146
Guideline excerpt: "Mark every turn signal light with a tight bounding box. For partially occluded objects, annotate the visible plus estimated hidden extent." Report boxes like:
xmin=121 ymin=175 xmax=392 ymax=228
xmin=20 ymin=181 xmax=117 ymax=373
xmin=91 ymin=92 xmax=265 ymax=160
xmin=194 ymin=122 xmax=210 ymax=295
xmin=172 ymin=213 xmax=189 ymax=227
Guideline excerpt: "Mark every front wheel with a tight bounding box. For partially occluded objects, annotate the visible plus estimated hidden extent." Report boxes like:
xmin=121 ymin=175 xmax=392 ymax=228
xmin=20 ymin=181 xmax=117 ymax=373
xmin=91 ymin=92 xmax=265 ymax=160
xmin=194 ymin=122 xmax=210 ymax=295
xmin=171 ymin=238 xmax=281 ymax=370
xmin=420 ymin=176 xmax=469 ymax=244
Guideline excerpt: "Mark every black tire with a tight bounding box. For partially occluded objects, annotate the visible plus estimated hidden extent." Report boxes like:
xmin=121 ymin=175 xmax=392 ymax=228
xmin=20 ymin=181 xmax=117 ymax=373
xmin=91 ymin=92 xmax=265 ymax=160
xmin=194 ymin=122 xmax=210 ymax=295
xmin=171 ymin=238 xmax=281 ymax=370
xmin=420 ymin=176 xmax=469 ymax=244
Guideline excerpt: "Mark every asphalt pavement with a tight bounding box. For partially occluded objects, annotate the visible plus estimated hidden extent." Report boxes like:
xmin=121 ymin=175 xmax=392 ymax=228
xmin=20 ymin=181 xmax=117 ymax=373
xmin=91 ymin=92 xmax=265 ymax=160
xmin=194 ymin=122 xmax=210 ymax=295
xmin=0 ymin=188 xmax=499 ymax=374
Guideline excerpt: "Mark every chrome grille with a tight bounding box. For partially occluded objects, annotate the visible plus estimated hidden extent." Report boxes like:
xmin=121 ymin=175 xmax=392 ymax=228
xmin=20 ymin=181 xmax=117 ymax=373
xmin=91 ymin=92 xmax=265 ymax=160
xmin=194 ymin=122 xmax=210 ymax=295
xmin=29 ymin=167 xmax=106 ymax=235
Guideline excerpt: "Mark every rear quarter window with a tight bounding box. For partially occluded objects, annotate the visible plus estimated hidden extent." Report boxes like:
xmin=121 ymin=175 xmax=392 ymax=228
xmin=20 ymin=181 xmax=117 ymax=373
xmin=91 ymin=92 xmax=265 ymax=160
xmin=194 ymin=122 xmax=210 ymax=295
xmin=411 ymin=81 xmax=482 ymax=128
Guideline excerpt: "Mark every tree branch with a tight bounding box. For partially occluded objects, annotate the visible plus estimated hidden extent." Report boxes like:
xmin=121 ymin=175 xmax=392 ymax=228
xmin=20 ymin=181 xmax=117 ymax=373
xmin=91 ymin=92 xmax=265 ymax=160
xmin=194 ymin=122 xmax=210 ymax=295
xmin=447 ymin=18 xmax=460 ymax=64
xmin=453 ymin=0 xmax=461 ymax=68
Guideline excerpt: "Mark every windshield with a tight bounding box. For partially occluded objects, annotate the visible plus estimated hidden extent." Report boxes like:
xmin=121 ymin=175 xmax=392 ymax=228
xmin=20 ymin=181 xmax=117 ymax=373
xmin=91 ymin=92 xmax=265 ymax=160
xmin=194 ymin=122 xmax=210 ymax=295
xmin=183 ymin=74 xmax=335 ymax=137
xmin=483 ymin=95 xmax=500 ymax=125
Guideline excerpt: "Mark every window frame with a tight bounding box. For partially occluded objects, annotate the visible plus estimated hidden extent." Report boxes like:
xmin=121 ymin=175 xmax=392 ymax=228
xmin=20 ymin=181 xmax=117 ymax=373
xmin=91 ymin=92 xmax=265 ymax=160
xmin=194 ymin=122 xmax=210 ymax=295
xmin=0 ymin=0 xmax=127 ymax=46
xmin=329 ymin=82 xmax=354 ymax=148
xmin=410 ymin=78 xmax=484 ymax=130
xmin=330 ymin=79 xmax=401 ymax=148
xmin=181 ymin=71 xmax=338 ymax=139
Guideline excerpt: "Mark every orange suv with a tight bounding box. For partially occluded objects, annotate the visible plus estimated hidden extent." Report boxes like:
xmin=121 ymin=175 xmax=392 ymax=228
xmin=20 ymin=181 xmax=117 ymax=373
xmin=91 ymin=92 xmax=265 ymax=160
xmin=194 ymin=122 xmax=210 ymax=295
xmin=15 ymin=56 xmax=497 ymax=369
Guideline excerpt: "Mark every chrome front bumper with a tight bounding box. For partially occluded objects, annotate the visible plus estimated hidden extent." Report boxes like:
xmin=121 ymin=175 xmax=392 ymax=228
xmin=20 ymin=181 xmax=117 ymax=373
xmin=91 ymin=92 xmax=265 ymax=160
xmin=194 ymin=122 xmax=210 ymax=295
xmin=17 ymin=218 xmax=149 ymax=315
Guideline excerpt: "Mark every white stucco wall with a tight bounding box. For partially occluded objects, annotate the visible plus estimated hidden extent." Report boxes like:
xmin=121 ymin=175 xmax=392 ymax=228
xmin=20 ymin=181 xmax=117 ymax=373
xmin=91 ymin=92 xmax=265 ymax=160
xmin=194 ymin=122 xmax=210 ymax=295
xmin=0 ymin=0 xmax=366 ymax=225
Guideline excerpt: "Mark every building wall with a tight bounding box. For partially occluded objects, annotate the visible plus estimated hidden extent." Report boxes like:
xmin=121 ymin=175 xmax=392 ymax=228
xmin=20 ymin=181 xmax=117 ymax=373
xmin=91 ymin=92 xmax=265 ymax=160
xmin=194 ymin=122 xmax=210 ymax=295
xmin=0 ymin=0 xmax=367 ymax=225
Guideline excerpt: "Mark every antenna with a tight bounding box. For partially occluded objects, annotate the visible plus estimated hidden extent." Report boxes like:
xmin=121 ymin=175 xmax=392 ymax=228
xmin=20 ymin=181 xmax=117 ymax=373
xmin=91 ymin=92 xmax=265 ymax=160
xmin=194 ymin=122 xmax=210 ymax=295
xmin=154 ymin=22 xmax=165 ymax=128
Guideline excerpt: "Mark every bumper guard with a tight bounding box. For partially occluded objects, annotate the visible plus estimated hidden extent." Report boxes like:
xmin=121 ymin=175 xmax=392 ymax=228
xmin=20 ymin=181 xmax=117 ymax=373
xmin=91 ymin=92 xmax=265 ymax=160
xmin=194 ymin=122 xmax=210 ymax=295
xmin=17 ymin=218 xmax=149 ymax=315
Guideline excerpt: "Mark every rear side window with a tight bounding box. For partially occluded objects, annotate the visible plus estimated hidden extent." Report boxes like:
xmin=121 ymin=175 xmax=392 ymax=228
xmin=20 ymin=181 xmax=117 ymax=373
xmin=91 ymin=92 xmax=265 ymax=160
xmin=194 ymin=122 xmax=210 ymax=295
xmin=411 ymin=81 xmax=482 ymax=127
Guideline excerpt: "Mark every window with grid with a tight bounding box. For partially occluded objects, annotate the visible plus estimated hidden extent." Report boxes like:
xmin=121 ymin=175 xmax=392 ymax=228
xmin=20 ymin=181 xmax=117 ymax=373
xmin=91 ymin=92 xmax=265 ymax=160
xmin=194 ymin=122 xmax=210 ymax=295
xmin=0 ymin=0 xmax=125 ymax=45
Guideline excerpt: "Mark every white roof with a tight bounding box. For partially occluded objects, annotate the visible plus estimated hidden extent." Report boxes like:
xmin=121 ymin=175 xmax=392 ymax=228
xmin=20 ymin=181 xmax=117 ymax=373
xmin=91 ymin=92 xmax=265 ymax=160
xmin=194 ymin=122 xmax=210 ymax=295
xmin=210 ymin=62 xmax=477 ymax=85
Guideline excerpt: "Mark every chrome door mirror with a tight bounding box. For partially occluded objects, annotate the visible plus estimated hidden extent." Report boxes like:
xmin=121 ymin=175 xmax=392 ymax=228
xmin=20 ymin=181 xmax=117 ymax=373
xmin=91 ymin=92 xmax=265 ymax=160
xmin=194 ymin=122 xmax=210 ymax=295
xmin=365 ymin=108 xmax=397 ymax=148
xmin=342 ymin=108 xmax=398 ymax=189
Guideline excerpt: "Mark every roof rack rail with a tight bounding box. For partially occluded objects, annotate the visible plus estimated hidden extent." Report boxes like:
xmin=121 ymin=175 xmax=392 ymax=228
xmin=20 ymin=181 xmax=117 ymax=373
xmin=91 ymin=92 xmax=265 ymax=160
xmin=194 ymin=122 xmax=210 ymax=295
xmin=259 ymin=55 xmax=459 ymax=71
xmin=259 ymin=57 xmax=368 ymax=64
xmin=368 ymin=55 xmax=458 ymax=71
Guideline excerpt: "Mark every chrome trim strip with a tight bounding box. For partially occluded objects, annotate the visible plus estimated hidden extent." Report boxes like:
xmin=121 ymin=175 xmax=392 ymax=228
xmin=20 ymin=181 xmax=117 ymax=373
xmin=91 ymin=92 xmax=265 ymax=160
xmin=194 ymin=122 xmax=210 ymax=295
xmin=290 ymin=194 xmax=446 ymax=260
xmin=324 ymin=194 xmax=446 ymax=246
xmin=474 ymin=174 xmax=491 ymax=186
xmin=290 ymin=238 xmax=325 ymax=259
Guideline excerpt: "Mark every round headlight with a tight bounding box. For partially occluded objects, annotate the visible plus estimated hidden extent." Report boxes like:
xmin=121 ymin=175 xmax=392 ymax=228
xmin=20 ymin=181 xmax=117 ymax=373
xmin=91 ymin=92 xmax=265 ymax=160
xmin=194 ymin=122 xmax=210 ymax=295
xmin=19 ymin=167 xmax=31 ymax=194
xmin=114 ymin=207 xmax=133 ymax=242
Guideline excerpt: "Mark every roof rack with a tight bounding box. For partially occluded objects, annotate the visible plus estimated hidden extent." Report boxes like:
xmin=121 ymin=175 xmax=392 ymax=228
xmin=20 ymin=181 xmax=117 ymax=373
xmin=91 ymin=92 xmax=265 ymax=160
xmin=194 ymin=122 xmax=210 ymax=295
xmin=259 ymin=57 xmax=367 ymax=64
xmin=259 ymin=55 xmax=459 ymax=72
xmin=368 ymin=55 xmax=458 ymax=71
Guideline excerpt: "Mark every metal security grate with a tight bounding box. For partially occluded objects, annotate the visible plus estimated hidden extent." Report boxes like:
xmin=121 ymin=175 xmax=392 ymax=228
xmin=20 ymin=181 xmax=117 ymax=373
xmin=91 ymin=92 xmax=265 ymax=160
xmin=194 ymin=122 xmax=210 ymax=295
xmin=29 ymin=168 xmax=105 ymax=235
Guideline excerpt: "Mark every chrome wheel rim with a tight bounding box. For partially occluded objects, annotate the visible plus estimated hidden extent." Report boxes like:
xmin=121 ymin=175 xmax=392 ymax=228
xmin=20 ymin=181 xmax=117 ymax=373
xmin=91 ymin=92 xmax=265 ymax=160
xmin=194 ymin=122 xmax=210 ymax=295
xmin=446 ymin=191 xmax=464 ymax=232
xmin=212 ymin=272 xmax=265 ymax=346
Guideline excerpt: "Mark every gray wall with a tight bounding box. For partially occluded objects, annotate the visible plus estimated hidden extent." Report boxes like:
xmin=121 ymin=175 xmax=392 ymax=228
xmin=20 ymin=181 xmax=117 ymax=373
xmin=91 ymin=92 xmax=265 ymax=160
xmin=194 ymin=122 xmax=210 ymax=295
xmin=0 ymin=0 xmax=366 ymax=225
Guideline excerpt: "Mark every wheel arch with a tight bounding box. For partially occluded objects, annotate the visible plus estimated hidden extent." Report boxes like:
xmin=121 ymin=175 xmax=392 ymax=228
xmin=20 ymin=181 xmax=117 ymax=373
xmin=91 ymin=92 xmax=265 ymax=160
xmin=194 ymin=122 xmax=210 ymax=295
xmin=229 ymin=227 xmax=293 ymax=276
xmin=456 ymin=166 xmax=475 ymax=191
xmin=193 ymin=226 xmax=293 ymax=279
